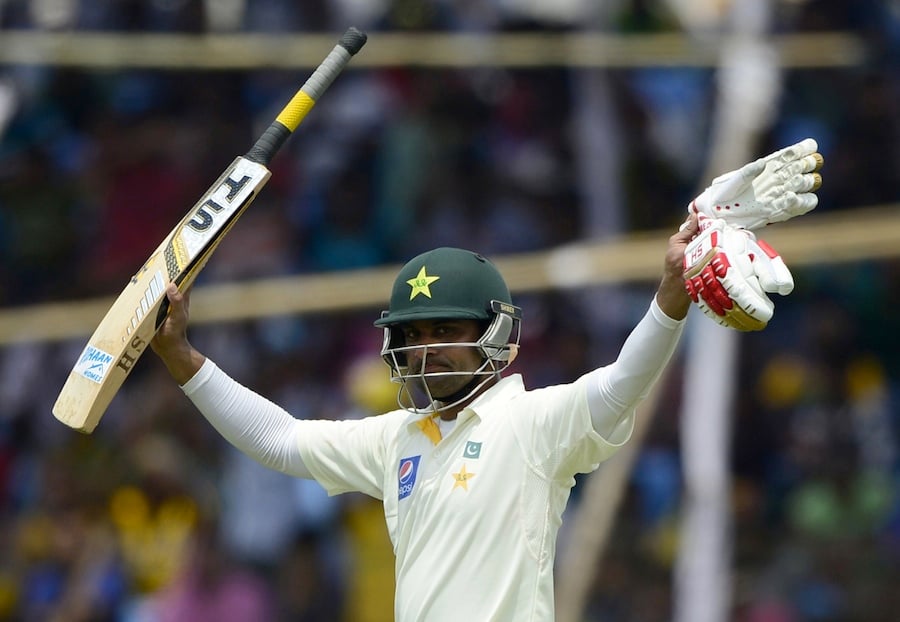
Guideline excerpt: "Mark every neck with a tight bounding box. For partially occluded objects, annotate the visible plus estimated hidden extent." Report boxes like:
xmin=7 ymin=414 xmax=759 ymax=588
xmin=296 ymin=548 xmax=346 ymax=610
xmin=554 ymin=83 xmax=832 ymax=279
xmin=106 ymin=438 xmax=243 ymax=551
xmin=436 ymin=405 xmax=465 ymax=421
xmin=434 ymin=375 xmax=499 ymax=420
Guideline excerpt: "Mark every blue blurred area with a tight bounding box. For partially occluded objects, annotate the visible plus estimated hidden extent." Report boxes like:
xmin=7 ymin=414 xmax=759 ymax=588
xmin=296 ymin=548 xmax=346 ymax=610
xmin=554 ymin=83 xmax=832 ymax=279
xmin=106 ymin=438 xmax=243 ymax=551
xmin=0 ymin=1 xmax=898 ymax=621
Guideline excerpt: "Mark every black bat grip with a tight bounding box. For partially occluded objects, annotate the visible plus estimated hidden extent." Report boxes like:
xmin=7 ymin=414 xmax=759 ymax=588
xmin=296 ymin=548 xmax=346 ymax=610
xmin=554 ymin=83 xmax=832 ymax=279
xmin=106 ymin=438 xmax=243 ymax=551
xmin=245 ymin=122 xmax=291 ymax=167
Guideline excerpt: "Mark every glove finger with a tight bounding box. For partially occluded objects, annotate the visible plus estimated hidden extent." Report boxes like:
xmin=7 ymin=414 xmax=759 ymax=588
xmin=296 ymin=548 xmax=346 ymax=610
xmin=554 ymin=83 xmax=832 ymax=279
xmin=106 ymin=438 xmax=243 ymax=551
xmin=747 ymin=238 xmax=794 ymax=295
xmin=810 ymin=172 xmax=822 ymax=191
xmin=725 ymin=305 xmax=769 ymax=331
xmin=759 ymin=139 xmax=821 ymax=187
xmin=774 ymin=153 xmax=823 ymax=176
xmin=711 ymin=245 xmax=775 ymax=326
xmin=773 ymin=155 xmax=825 ymax=181
xmin=710 ymin=164 xmax=759 ymax=201
xmin=805 ymin=152 xmax=825 ymax=173
xmin=736 ymin=158 xmax=767 ymax=184
xmin=754 ymin=164 xmax=817 ymax=201
xmin=760 ymin=144 xmax=793 ymax=168
xmin=718 ymin=271 xmax=774 ymax=327
xmin=782 ymin=172 xmax=821 ymax=193
xmin=699 ymin=268 xmax=730 ymax=314
xmin=697 ymin=300 xmax=733 ymax=329
xmin=760 ymin=255 xmax=794 ymax=296
xmin=708 ymin=168 xmax=739 ymax=186
xmin=794 ymin=192 xmax=818 ymax=212
xmin=709 ymin=152 xmax=768 ymax=186
xmin=688 ymin=274 xmax=723 ymax=315
xmin=770 ymin=191 xmax=818 ymax=219
xmin=768 ymin=138 xmax=819 ymax=165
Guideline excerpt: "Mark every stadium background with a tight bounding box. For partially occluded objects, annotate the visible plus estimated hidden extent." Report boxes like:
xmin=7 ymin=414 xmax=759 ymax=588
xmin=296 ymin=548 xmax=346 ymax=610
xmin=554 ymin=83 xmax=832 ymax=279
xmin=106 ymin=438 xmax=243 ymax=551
xmin=0 ymin=0 xmax=898 ymax=620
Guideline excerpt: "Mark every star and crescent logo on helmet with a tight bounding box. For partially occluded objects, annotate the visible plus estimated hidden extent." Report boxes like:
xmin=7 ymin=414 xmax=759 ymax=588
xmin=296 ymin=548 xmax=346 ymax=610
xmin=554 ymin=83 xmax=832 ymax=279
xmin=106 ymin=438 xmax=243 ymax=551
xmin=406 ymin=266 xmax=440 ymax=300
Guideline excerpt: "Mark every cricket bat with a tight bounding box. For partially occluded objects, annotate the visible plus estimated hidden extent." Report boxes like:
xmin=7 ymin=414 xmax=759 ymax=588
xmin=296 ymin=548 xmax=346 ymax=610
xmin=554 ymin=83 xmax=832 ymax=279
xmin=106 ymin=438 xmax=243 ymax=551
xmin=53 ymin=27 xmax=368 ymax=433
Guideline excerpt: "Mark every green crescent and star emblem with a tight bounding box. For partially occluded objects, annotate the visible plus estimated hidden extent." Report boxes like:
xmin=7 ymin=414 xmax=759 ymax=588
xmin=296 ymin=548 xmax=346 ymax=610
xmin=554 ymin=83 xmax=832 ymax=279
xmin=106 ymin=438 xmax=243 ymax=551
xmin=463 ymin=441 xmax=482 ymax=459
xmin=407 ymin=266 xmax=440 ymax=300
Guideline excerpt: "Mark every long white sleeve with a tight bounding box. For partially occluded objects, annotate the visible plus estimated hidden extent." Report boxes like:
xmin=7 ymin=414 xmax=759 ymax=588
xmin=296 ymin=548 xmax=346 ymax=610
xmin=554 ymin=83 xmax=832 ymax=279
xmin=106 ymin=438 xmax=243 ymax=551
xmin=587 ymin=297 xmax=685 ymax=442
xmin=181 ymin=359 xmax=313 ymax=478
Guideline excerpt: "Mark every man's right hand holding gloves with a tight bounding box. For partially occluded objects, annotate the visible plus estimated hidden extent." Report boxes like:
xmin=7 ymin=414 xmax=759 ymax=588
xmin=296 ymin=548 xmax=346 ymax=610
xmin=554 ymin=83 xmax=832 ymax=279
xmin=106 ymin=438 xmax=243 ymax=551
xmin=683 ymin=138 xmax=824 ymax=331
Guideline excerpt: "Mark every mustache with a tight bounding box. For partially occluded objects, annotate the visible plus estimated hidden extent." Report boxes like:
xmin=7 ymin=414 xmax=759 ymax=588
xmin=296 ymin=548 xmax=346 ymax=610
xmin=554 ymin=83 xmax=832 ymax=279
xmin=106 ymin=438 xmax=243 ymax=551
xmin=407 ymin=353 xmax=451 ymax=369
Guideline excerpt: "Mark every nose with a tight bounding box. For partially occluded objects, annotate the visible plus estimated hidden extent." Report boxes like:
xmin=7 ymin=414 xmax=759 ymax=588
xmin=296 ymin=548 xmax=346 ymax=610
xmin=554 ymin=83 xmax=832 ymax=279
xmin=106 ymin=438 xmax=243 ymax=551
xmin=405 ymin=345 xmax=426 ymax=367
xmin=407 ymin=344 xmax=441 ymax=373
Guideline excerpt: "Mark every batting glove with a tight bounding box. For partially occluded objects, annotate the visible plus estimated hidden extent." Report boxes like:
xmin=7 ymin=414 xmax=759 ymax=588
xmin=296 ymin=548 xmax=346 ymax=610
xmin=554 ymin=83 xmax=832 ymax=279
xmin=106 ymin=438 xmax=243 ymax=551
xmin=683 ymin=216 xmax=794 ymax=331
xmin=689 ymin=138 xmax=824 ymax=231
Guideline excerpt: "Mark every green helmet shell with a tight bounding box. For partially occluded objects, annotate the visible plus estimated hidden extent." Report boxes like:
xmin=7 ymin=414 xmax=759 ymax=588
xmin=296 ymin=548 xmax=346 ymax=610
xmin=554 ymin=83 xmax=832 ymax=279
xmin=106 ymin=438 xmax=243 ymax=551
xmin=375 ymin=247 xmax=512 ymax=327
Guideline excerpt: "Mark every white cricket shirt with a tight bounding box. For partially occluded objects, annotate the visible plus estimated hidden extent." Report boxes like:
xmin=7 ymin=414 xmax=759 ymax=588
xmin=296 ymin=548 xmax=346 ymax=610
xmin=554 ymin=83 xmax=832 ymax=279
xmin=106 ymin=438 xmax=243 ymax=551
xmin=182 ymin=298 xmax=684 ymax=621
xmin=296 ymin=371 xmax=626 ymax=621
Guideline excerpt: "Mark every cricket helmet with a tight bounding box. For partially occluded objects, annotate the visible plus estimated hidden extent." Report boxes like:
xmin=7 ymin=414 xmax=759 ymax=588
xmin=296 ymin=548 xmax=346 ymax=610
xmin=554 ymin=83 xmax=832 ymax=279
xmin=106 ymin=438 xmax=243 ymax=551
xmin=375 ymin=247 xmax=522 ymax=414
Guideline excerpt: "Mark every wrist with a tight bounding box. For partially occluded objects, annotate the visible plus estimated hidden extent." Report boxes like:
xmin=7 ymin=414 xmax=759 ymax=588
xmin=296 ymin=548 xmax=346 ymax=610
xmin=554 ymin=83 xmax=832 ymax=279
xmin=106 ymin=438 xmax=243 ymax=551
xmin=159 ymin=342 xmax=206 ymax=385
xmin=656 ymin=274 xmax=691 ymax=320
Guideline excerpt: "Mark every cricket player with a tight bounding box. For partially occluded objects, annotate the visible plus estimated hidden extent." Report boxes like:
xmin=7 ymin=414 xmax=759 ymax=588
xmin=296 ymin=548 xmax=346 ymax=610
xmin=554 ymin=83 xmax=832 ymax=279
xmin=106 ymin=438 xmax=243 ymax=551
xmin=151 ymin=140 xmax=822 ymax=621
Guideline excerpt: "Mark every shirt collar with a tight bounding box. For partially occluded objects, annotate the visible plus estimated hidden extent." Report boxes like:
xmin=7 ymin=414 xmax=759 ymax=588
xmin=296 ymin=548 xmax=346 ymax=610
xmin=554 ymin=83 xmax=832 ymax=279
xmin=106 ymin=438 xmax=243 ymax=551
xmin=466 ymin=373 xmax=525 ymax=416
xmin=405 ymin=373 xmax=526 ymax=442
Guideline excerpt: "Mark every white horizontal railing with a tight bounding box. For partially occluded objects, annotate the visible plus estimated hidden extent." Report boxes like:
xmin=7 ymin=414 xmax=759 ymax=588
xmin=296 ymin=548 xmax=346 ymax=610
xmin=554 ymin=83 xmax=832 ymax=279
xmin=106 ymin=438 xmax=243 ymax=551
xmin=0 ymin=203 xmax=897 ymax=344
xmin=0 ymin=30 xmax=866 ymax=69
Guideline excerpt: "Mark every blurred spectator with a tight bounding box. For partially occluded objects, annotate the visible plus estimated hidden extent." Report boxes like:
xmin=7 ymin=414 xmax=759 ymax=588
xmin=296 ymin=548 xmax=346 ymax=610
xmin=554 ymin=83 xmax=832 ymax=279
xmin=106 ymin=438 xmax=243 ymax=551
xmin=0 ymin=2 xmax=898 ymax=620
xmin=150 ymin=517 xmax=276 ymax=622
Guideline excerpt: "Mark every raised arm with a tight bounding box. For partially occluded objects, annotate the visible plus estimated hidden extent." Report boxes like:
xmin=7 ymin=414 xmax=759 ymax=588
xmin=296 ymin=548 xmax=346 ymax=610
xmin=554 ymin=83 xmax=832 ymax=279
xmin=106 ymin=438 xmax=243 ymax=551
xmin=151 ymin=285 xmax=311 ymax=478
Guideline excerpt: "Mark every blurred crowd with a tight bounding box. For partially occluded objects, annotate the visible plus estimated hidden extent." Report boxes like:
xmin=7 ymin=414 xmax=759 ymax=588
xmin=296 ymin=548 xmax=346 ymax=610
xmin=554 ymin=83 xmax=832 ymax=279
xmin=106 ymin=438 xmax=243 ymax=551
xmin=1 ymin=0 xmax=899 ymax=621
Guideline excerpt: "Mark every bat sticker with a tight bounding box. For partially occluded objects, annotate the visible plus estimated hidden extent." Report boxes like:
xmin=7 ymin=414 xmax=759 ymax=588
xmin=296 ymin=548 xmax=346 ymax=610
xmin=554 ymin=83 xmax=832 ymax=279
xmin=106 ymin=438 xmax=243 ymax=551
xmin=178 ymin=159 xmax=269 ymax=257
xmin=74 ymin=345 xmax=114 ymax=384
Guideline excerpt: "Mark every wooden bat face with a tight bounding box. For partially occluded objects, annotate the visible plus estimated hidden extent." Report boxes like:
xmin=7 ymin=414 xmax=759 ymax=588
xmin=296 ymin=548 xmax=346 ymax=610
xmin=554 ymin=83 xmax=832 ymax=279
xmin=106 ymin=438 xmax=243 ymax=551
xmin=53 ymin=157 xmax=270 ymax=432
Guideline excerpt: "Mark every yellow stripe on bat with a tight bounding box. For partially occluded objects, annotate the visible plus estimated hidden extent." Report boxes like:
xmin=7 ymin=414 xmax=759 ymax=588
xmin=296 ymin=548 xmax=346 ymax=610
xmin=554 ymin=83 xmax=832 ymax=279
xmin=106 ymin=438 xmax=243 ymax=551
xmin=275 ymin=90 xmax=316 ymax=132
xmin=172 ymin=236 xmax=189 ymax=271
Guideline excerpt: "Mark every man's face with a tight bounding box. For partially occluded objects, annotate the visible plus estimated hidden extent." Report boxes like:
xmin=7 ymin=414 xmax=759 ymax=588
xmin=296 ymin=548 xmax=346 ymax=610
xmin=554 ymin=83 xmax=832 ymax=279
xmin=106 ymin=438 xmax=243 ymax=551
xmin=399 ymin=319 xmax=485 ymax=399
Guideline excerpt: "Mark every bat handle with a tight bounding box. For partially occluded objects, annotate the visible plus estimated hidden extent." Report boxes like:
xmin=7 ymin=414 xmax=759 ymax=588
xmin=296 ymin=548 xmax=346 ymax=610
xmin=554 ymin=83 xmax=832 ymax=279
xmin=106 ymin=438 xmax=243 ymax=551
xmin=245 ymin=27 xmax=367 ymax=166
xmin=246 ymin=123 xmax=291 ymax=167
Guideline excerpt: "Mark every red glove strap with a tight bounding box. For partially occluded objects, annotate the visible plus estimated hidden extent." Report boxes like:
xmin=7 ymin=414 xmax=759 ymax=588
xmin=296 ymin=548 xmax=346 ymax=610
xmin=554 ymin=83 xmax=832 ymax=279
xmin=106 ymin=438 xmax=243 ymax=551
xmin=683 ymin=250 xmax=739 ymax=317
xmin=756 ymin=238 xmax=779 ymax=259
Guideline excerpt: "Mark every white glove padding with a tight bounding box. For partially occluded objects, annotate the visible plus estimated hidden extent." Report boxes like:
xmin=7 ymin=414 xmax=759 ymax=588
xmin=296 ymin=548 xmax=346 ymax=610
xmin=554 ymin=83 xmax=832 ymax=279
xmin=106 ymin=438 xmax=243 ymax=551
xmin=689 ymin=138 xmax=824 ymax=231
xmin=683 ymin=217 xmax=794 ymax=331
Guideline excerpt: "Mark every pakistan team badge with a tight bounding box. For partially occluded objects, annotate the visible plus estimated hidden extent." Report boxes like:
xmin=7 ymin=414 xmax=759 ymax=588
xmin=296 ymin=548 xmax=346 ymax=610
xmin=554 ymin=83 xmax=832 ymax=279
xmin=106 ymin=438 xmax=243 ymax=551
xmin=452 ymin=464 xmax=475 ymax=491
xmin=463 ymin=441 xmax=482 ymax=459
xmin=407 ymin=266 xmax=440 ymax=299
